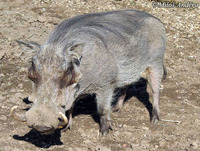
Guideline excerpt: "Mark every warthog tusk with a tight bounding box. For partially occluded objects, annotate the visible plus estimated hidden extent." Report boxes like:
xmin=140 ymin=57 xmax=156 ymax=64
xmin=58 ymin=112 xmax=68 ymax=129
xmin=10 ymin=106 xmax=27 ymax=123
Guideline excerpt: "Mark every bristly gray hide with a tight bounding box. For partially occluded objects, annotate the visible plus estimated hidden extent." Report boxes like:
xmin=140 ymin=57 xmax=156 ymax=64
xmin=13 ymin=10 xmax=166 ymax=136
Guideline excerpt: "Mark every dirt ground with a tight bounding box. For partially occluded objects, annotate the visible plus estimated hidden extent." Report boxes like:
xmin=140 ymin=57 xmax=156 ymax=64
xmin=0 ymin=0 xmax=199 ymax=150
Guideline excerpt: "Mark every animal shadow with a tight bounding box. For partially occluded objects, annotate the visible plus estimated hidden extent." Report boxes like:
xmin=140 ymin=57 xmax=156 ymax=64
xmin=73 ymin=77 xmax=153 ymax=124
xmin=125 ymin=78 xmax=153 ymax=120
xmin=73 ymin=94 xmax=100 ymax=123
xmin=13 ymin=129 xmax=63 ymax=148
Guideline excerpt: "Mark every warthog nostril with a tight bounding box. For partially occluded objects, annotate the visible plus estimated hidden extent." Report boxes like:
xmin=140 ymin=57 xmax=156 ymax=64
xmin=33 ymin=125 xmax=54 ymax=133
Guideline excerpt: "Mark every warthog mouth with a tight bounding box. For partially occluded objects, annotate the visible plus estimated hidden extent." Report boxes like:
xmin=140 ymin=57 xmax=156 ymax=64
xmin=10 ymin=106 xmax=68 ymax=134
xmin=32 ymin=125 xmax=55 ymax=135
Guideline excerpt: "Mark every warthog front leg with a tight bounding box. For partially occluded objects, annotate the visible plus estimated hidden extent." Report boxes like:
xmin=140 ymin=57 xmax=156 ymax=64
xmin=96 ymin=90 xmax=113 ymax=136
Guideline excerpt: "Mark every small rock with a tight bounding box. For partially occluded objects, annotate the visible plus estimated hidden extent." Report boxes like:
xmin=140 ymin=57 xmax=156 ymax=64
xmin=19 ymin=67 xmax=27 ymax=72
xmin=0 ymin=52 xmax=6 ymax=60
xmin=123 ymin=124 xmax=128 ymax=128
xmin=190 ymin=141 xmax=198 ymax=149
xmin=130 ymin=143 xmax=140 ymax=149
xmin=123 ymin=132 xmax=132 ymax=138
xmin=95 ymin=145 xmax=111 ymax=151
xmin=142 ymin=126 xmax=149 ymax=130
xmin=197 ymin=37 xmax=200 ymax=43
xmin=113 ymin=131 xmax=120 ymax=137
xmin=18 ymin=83 xmax=23 ymax=88
xmin=0 ymin=95 xmax=3 ymax=101
xmin=0 ymin=115 xmax=6 ymax=120
xmin=194 ymin=119 xmax=200 ymax=124
xmin=14 ymin=92 xmax=24 ymax=98
xmin=118 ymin=124 xmax=123 ymax=128
xmin=38 ymin=15 xmax=46 ymax=23
xmin=83 ymin=139 xmax=91 ymax=144
xmin=0 ymin=73 xmax=4 ymax=77
xmin=159 ymin=140 xmax=166 ymax=147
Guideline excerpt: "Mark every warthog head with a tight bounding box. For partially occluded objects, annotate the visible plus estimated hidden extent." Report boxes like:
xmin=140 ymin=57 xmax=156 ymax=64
xmin=11 ymin=40 xmax=83 ymax=135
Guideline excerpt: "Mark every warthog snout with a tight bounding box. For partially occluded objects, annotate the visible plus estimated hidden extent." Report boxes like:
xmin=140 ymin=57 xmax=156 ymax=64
xmin=11 ymin=106 xmax=68 ymax=134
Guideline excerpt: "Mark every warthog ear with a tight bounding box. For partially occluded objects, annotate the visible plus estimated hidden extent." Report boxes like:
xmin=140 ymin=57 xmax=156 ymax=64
xmin=16 ymin=40 xmax=41 ymax=62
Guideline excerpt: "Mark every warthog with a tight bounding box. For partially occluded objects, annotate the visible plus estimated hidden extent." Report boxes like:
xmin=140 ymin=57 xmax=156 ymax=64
xmin=11 ymin=10 xmax=166 ymax=136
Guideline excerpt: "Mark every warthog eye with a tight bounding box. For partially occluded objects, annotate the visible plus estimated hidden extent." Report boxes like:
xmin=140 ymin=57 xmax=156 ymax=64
xmin=28 ymin=61 xmax=40 ymax=84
